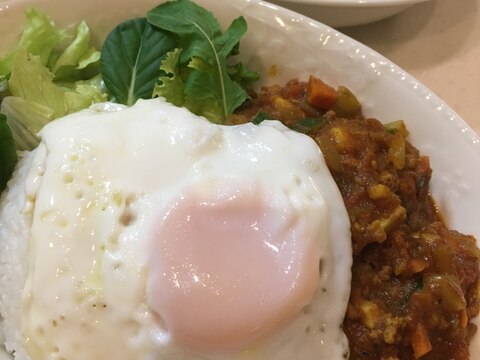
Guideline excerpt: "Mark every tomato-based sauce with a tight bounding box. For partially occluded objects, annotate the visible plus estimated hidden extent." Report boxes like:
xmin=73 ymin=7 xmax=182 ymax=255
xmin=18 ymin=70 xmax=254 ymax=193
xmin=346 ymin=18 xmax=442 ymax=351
xmin=230 ymin=78 xmax=480 ymax=360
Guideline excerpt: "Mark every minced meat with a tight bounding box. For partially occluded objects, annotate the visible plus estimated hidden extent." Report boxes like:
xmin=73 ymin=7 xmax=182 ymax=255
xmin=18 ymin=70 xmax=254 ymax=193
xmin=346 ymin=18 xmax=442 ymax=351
xmin=229 ymin=78 xmax=480 ymax=360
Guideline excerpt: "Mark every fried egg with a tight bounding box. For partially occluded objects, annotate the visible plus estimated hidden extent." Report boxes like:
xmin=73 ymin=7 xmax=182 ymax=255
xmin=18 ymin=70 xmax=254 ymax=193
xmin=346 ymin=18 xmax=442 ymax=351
xmin=0 ymin=98 xmax=351 ymax=360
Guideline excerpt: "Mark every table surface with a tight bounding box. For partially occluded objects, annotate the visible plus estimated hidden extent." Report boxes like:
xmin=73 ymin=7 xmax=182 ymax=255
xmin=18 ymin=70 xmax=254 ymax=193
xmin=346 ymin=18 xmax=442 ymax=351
xmin=339 ymin=0 xmax=480 ymax=134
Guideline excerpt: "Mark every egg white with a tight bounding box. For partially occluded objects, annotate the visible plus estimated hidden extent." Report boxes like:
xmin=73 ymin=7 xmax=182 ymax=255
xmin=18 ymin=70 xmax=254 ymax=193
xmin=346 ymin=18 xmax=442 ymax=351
xmin=0 ymin=98 xmax=351 ymax=360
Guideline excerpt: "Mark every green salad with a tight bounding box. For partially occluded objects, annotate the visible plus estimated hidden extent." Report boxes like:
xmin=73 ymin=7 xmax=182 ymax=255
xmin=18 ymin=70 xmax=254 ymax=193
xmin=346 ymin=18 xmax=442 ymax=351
xmin=0 ymin=0 xmax=258 ymax=193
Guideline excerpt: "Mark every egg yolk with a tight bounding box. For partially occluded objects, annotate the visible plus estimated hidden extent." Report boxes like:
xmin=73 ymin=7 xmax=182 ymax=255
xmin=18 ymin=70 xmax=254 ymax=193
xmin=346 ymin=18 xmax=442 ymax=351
xmin=147 ymin=184 xmax=320 ymax=352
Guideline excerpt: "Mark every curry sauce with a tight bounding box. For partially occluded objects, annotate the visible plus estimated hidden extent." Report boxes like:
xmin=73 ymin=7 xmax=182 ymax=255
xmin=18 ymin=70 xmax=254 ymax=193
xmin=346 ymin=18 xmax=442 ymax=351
xmin=229 ymin=77 xmax=480 ymax=360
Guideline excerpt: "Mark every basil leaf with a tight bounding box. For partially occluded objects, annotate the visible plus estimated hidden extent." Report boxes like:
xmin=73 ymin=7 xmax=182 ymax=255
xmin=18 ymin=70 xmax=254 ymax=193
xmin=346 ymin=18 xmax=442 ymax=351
xmin=147 ymin=0 xmax=252 ymax=122
xmin=0 ymin=114 xmax=17 ymax=193
xmin=101 ymin=17 xmax=175 ymax=106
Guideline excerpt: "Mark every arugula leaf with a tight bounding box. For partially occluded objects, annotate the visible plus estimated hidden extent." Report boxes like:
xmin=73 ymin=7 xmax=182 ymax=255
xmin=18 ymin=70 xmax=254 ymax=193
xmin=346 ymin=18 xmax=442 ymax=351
xmin=0 ymin=114 xmax=17 ymax=193
xmin=147 ymin=0 xmax=222 ymax=63
xmin=228 ymin=63 xmax=260 ymax=89
xmin=101 ymin=17 xmax=176 ymax=106
xmin=147 ymin=0 xmax=254 ymax=122
xmin=215 ymin=17 xmax=248 ymax=59
xmin=184 ymin=56 xmax=243 ymax=124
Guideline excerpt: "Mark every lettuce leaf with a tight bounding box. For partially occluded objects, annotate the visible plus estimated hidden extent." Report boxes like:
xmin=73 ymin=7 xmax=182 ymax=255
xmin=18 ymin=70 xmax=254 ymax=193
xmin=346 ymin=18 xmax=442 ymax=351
xmin=3 ymin=51 xmax=106 ymax=150
xmin=0 ymin=9 xmax=105 ymax=151
xmin=1 ymin=97 xmax=52 ymax=151
xmin=152 ymin=49 xmax=185 ymax=107
xmin=52 ymin=20 xmax=101 ymax=81
xmin=74 ymin=75 xmax=108 ymax=104
xmin=0 ymin=114 xmax=18 ymax=193
xmin=9 ymin=50 xmax=68 ymax=117
xmin=0 ymin=7 xmax=67 ymax=76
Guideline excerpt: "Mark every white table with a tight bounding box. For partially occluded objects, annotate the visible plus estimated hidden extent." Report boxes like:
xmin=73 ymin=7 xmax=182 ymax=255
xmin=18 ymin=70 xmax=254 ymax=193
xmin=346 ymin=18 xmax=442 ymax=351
xmin=341 ymin=0 xmax=480 ymax=134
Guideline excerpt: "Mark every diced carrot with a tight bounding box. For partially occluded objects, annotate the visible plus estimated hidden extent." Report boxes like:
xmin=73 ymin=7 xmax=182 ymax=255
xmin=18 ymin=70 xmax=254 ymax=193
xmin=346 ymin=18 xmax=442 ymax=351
xmin=412 ymin=323 xmax=432 ymax=359
xmin=306 ymin=75 xmax=338 ymax=110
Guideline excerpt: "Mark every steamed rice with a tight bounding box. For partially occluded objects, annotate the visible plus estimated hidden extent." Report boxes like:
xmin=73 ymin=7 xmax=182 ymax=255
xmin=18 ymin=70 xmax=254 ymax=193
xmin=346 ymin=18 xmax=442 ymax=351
xmin=0 ymin=152 xmax=35 ymax=360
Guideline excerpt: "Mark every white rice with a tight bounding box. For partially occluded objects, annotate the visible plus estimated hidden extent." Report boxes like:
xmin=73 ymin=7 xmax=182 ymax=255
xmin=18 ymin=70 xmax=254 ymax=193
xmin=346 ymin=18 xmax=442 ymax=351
xmin=0 ymin=152 xmax=35 ymax=360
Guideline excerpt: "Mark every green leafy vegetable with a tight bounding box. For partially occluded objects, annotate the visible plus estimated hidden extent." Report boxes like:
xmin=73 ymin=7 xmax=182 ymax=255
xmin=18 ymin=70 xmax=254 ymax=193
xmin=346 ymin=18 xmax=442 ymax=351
xmin=52 ymin=20 xmax=100 ymax=81
xmin=0 ymin=114 xmax=17 ymax=193
xmin=289 ymin=117 xmax=327 ymax=134
xmin=152 ymin=48 xmax=185 ymax=107
xmin=251 ymin=114 xmax=326 ymax=134
xmin=101 ymin=18 xmax=176 ymax=106
xmin=0 ymin=76 xmax=8 ymax=99
xmin=9 ymin=50 xmax=69 ymax=117
xmin=74 ymin=75 xmax=107 ymax=103
xmin=147 ymin=0 xmax=257 ymax=123
xmin=0 ymin=8 xmax=104 ymax=150
xmin=2 ymin=50 xmax=106 ymax=150
xmin=1 ymin=97 xmax=51 ymax=151
xmin=10 ymin=50 xmax=104 ymax=115
xmin=228 ymin=62 xmax=260 ymax=90
xmin=251 ymin=112 xmax=271 ymax=125
xmin=0 ymin=7 xmax=67 ymax=77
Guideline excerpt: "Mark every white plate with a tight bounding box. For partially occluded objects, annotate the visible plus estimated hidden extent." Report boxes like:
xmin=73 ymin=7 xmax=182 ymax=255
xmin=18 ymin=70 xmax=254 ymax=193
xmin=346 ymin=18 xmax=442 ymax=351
xmin=266 ymin=0 xmax=432 ymax=27
xmin=1 ymin=0 xmax=479 ymax=355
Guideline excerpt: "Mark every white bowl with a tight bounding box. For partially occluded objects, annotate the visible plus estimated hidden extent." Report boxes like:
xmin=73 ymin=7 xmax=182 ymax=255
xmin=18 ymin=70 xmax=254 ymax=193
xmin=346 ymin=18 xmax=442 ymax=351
xmin=0 ymin=0 xmax=479 ymax=355
xmin=267 ymin=0 xmax=432 ymax=27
